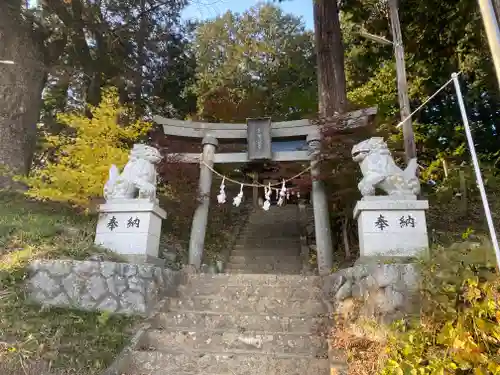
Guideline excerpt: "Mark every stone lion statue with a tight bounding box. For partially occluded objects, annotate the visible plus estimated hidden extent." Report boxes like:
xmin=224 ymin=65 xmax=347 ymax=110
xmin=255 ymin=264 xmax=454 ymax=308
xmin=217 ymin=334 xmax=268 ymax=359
xmin=351 ymin=137 xmax=420 ymax=197
xmin=103 ymin=144 xmax=162 ymax=202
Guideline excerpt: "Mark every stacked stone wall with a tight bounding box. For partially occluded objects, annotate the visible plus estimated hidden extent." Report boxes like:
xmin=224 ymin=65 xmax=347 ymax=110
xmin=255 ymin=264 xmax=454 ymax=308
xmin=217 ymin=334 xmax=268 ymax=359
xmin=27 ymin=260 xmax=180 ymax=315
xmin=322 ymin=263 xmax=419 ymax=323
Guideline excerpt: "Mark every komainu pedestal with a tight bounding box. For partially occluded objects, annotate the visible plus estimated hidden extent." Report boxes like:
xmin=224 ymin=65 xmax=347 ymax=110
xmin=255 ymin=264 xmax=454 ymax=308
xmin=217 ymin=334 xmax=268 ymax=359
xmin=94 ymin=144 xmax=166 ymax=264
xmin=351 ymin=137 xmax=429 ymax=261
xmin=95 ymin=200 xmax=166 ymax=263
xmin=354 ymin=197 xmax=429 ymax=260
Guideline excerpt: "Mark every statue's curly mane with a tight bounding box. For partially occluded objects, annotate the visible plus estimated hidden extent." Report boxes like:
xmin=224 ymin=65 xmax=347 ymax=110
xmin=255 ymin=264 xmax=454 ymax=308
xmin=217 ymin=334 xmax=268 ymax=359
xmin=128 ymin=145 xmax=153 ymax=162
xmin=367 ymin=138 xmax=391 ymax=156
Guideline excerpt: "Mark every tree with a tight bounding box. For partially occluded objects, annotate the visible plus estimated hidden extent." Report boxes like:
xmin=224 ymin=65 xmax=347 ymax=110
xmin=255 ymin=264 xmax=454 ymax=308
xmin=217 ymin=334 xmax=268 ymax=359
xmin=191 ymin=4 xmax=317 ymax=122
xmin=39 ymin=0 xmax=192 ymax=116
xmin=341 ymin=0 xmax=500 ymax=162
xmin=0 ymin=0 xmax=193 ymax=187
xmin=313 ymin=0 xmax=348 ymax=116
xmin=23 ymin=88 xmax=152 ymax=206
xmin=0 ymin=2 xmax=50 ymax=185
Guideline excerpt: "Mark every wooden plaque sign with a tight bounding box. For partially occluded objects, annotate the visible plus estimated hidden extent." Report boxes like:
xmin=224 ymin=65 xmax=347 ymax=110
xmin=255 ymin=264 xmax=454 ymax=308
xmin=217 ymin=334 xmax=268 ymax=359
xmin=246 ymin=117 xmax=272 ymax=161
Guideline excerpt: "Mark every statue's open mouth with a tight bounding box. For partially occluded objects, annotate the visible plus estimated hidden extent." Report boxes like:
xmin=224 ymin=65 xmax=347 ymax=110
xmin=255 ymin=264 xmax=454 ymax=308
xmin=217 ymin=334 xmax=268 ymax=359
xmin=352 ymin=149 xmax=369 ymax=158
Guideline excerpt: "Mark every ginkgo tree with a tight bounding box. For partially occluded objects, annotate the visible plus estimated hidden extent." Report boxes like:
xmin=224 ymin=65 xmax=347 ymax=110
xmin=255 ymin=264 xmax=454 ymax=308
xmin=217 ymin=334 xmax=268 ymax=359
xmin=21 ymin=88 xmax=152 ymax=206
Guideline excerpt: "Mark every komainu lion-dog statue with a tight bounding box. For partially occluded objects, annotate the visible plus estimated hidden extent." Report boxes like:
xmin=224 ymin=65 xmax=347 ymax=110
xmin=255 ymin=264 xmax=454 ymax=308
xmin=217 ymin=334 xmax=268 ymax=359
xmin=104 ymin=144 xmax=162 ymax=202
xmin=351 ymin=137 xmax=420 ymax=197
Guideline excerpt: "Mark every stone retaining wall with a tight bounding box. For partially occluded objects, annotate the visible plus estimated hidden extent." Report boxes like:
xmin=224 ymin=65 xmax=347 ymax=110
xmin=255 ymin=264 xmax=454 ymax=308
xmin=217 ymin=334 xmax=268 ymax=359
xmin=322 ymin=263 xmax=419 ymax=324
xmin=27 ymin=260 xmax=181 ymax=315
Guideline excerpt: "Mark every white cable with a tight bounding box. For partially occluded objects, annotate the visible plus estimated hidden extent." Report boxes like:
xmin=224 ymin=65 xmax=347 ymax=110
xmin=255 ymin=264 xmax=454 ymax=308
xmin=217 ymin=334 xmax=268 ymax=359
xmin=452 ymin=72 xmax=500 ymax=271
xmin=396 ymin=73 xmax=460 ymax=129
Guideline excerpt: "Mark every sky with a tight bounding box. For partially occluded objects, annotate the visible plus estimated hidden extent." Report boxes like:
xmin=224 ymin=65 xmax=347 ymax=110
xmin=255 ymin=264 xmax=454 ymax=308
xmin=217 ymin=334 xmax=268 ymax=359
xmin=182 ymin=0 xmax=314 ymax=29
xmin=27 ymin=0 xmax=313 ymax=29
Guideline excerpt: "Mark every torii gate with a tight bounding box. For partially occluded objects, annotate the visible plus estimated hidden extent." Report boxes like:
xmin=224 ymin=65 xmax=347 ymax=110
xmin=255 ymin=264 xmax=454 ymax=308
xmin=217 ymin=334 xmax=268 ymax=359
xmin=154 ymin=107 xmax=377 ymax=275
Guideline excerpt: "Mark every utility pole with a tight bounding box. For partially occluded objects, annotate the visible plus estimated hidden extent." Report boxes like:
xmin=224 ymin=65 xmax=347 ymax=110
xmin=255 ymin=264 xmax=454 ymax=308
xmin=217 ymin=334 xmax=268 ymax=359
xmin=494 ymin=0 xmax=500 ymax=21
xmin=477 ymin=0 xmax=500 ymax=91
xmin=388 ymin=0 xmax=416 ymax=161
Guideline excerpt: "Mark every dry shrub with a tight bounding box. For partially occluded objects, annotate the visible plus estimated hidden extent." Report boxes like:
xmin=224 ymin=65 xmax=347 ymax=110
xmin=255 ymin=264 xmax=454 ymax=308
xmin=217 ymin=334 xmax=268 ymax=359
xmin=330 ymin=314 xmax=388 ymax=375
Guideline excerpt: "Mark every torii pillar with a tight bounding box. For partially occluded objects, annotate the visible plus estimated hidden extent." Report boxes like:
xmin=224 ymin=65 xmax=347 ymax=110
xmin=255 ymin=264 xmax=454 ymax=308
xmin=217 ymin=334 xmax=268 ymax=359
xmin=307 ymin=129 xmax=334 ymax=275
xmin=188 ymin=134 xmax=218 ymax=268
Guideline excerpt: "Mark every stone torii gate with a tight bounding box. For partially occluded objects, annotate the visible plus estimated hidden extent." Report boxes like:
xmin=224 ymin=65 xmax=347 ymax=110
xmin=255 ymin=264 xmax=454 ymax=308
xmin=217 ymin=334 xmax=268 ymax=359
xmin=154 ymin=107 xmax=376 ymax=275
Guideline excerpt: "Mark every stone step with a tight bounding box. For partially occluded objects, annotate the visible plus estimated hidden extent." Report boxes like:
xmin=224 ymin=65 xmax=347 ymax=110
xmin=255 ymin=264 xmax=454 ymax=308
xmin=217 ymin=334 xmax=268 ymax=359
xmin=184 ymin=273 xmax=321 ymax=289
xmin=245 ymin=222 xmax=299 ymax=228
xmin=248 ymin=215 xmax=298 ymax=220
xmin=246 ymin=214 xmax=298 ymax=218
xmin=248 ymin=211 xmax=298 ymax=218
xmin=228 ymin=255 xmax=301 ymax=266
xmin=226 ymin=259 xmax=301 ymax=268
xmin=166 ymin=295 xmax=326 ymax=315
xmin=225 ymin=264 xmax=302 ymax=274
xmin=237 ymin=238 xmax=301 ymax=244
xmin=240 ymin=222 xmax=300 ymax=228
xmin=245 ymin=226 xmax=299 ymax=230
xmin=128 ymin=350 xmax=330 ymax=375
xmin=236 ymin=243 xmax=301 ymax=250
xmin=236 ymin=235 xmax=301 ymax=239
xmin=234 ymin=243 xmax=299 ymax=248
xmin=231 ymin=249 xmax=301 ymax=257
xmin=142 ymin=329 xmax=327 ymax=357
xmin=153 ymin=311 xmax=328 ymax=334
xmin=233 ymin=244 xmax=301 ymax=250
xmin=247 ymin=216 xmax=298 ymax=220
xmin=226 ymin=268 xmax=301 ymax=275
xmin=241 ymin=229 xmax=300 ymax=234
xmin=236 ymin=238 xmax=301 ymax=245
xmin=177 ymin=283 xmax=322 ymax=299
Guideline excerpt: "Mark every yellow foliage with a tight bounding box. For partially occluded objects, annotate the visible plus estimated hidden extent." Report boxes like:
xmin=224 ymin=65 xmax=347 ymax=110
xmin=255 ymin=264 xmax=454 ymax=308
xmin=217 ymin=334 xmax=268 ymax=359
xmin=22 ymin=88 xmax=152 ymax=206
xmin=382 ymin=244 xmax=500 ymax=375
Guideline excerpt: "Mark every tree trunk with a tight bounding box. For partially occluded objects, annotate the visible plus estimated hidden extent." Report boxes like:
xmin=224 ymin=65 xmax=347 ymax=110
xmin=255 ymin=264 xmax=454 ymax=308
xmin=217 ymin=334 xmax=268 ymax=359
xmin=342 ymin=216 xmax=351 ymax=258
xmin=311 ymin=0 xmax=349 ymax=270
xmin=134 ymin=0 xmax=148 ymax=117
xmin=493 ymin=0 xmax=500 ymax=23
xmin=313 ymin=0 xmax=348 ymax=116
xmin=0 ymin=4 xmax=46 ymax=187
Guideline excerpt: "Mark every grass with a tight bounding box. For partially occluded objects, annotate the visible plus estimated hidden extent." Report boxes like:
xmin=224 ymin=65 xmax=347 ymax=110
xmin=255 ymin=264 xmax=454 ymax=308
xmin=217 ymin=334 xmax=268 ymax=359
xmin=329 ymin=241 xmax=499 ymax=375
xmin=0 ymin=192 xmax=138 ymax=375
xmin=327 ymin=170 xmax=500 ymax=375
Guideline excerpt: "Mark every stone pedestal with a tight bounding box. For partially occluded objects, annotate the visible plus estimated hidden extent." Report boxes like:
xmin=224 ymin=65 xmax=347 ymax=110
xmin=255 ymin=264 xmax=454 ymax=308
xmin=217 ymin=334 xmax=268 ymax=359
xmin=353 ymin=196 xmax=429 ymax=261
xmin=94 ymin=199 xmax=167 ymax=263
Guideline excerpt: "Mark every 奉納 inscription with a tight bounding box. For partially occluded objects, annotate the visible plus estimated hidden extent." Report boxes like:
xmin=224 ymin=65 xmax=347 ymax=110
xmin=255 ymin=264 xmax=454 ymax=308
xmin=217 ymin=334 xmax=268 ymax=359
xmin=399 ymin=215 xmax=416 ymax=228
xmin=107 ymin=216 xmax=119 ymax=231
xmin=127 ymin=217 xmax=141 ymax=228
xmin=374 ymin=214 xmax=389 ymax=231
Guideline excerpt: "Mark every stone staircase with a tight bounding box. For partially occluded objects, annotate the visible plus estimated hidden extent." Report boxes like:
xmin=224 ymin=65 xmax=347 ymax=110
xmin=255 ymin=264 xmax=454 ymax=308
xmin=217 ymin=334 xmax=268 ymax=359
xmin=123 ymin=205 xmax=330 ymax=375
xmin=127 ymin=273 xmax=329 ymax=375
xmin=226 ymin=205 xmax=304 ymax=274
xmin=123 ymin=204 xmax=330 ymax=375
